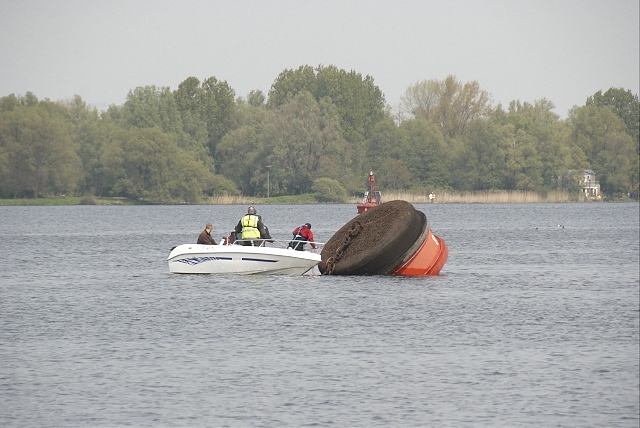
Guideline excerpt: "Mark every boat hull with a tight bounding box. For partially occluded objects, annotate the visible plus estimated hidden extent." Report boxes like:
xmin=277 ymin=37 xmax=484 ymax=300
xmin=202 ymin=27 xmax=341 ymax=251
xmin=167 ymin=244 xmax=321 ymax=275
xmin=357 ymin=202 xmax=378 ymax=213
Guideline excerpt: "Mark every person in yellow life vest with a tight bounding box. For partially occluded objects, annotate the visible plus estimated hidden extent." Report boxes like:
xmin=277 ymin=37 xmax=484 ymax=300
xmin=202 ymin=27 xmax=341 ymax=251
xmin=234 ymin=206 xmax=271 ymax=246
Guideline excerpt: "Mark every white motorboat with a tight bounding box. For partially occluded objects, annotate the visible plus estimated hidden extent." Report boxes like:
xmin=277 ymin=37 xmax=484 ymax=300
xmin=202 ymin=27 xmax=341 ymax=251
xmin=167 ymin=240 xmax=322 ymax=275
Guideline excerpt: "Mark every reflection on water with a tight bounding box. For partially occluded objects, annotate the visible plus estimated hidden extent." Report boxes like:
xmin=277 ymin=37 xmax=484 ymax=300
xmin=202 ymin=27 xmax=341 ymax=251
xmin=1 ymin=203 xmax=638 ymax=427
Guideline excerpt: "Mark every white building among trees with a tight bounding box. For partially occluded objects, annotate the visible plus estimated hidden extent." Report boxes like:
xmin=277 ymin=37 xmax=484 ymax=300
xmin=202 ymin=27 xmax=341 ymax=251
xmin=581 ymin=169 xmax=600 ymax=199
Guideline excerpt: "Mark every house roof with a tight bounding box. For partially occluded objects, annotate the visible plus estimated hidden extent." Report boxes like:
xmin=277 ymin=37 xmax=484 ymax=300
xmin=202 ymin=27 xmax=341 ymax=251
xmin=584 ymin=169 xmax=595 ymax=175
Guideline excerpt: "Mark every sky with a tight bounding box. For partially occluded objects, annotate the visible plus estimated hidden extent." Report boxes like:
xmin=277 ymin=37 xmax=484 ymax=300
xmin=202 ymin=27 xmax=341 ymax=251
xmin=1 ymin=0 xmax=638 ymax=118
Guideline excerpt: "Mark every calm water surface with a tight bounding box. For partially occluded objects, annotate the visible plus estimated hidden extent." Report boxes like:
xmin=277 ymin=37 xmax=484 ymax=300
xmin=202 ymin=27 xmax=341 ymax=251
xmin=1 ymin=202 xmax=638 ymax=427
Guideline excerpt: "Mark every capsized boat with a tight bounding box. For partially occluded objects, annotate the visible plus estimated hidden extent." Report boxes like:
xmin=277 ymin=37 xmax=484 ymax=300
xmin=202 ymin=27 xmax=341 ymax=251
xmin=168 ymin=240 xmax=322 ymax=275
xmin=357 ymin=170 xmax=382 ymax=213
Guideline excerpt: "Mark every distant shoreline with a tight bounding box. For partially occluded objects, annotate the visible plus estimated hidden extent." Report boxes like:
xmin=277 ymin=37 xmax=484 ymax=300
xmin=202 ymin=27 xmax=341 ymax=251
xmin=1 ymin=190 xmax=635 ymax=206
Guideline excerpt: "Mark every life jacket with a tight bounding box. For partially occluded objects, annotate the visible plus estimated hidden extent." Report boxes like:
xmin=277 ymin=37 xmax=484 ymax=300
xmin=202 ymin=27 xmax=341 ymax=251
xmin=241 ymin=214 xmax=261 ymax=239
xmin=293 ymin=225 xmax=305 ymax=239
xmin=289 ymin=225 xmax=306 ymax=250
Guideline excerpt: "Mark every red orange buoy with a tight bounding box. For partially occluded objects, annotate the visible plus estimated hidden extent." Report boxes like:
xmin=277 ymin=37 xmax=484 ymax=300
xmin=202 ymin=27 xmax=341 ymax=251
xmin=319 ymin=200 xmax=448 ymax=276
xmin=392 ymin=228 xmax=448 ymax=276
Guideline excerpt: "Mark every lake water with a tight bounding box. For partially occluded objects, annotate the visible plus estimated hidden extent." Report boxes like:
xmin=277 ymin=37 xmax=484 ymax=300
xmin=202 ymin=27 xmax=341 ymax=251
xmin=1 ymin=202 xmax=638 ymax=427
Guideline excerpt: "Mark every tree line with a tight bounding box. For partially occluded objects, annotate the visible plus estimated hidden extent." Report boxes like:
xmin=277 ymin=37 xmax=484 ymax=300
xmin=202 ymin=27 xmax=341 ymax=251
xmin=0 ymin=65 xmax=638 ymax=202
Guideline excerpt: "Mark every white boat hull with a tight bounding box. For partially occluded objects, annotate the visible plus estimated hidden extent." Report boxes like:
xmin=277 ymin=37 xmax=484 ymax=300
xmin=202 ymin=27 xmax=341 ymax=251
xmin=167 ymin=243 xmax=321 ymax=275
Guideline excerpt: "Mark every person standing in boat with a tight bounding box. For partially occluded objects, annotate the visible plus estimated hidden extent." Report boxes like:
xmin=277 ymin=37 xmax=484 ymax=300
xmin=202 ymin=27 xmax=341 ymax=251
xmin=197 ymin=223 xmax=217 ymax=245
xmin=289 ymin=223 xmax=316 ymax=251
xmin=235 ymin=206 xmax=271 ymax=246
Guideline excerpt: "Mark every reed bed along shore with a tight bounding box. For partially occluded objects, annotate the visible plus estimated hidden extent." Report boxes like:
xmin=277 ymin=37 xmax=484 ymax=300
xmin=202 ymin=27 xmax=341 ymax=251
xmin=210 ymin=194 xmax=254 ymax=205
xmin=0 ymin=190 xmax=604 ymax=206
xmin=212 ymin=190 xmax=575 ymax=205
xmin=353 ymin=190 xmax=574 ymax=204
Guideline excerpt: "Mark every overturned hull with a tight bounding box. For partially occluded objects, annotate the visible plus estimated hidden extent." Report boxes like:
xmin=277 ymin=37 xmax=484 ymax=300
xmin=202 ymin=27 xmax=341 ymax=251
xmin=319 ymin=200 xmax=447 ymax=276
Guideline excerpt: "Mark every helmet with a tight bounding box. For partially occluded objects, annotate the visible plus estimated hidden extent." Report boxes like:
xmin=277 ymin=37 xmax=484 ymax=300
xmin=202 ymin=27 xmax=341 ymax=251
xmin=248 ymin=206 xmax=256 ymax=215
xmin=305 ymin=223 xmax=311 ymax=229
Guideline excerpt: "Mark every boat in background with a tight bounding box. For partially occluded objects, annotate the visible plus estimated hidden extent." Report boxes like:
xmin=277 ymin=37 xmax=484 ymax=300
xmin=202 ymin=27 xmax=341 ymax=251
xmin=167 ymin=240 xmax=322 ymax=275
xmin=357 ymin=170 xmax=382 ymax=213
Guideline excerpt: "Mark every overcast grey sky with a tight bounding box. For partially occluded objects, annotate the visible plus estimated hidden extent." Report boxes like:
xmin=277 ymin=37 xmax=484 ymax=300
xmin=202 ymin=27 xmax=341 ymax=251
xmin=1 ymin=0 xmax=638 ymax=118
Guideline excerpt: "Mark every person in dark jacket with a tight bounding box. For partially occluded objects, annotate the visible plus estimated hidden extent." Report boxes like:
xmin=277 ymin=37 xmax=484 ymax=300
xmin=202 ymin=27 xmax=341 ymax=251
xmin=197 ymin=223 xmax=217 ymax=245
xmin=234 ymin=206 xmax=271 ymax=246
xmin=289 ymin=223 xmax=316 ymax=250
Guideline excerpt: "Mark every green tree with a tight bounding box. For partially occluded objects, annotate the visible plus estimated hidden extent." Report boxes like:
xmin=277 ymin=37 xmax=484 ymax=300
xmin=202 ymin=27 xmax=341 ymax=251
xmin=315 ymin=65 xmax=386 ymax=145
xmin=118 ymin=83 xmax=222 ymax=168
xmin=536 ymin=121 xmax=583 ymax=190
xmin=366 ymin=119 xmax=413 ymax=190
xmin=399 ymin=118 xmax=450 ymax=189
xmin=246 ymin=90 xmax=266 ymax=107
xmin=378 ymin=159 xmax=413 ymax=190
xmin=121 ymin=85 xmax=182 ymax=133
xmin=75 ymin=117 xmax=121 ymax=197
xmin=586 ymin=87 xmax=640 ymax=153
xmin=267 ymin=65 xmax=318 ymax=107
xmin=215 ymin=105 xmax=271 ymax=195
xmin=173 ymin=76 xmax=236 ymax=160
xmin=0 ymin=100 xmax=81 ymax=198
xmin=267 ymin=65 xmax=386 ymax=154
xmin=271 ymin=93 xmax=348 ymax=194
xmin=0 ymin=106 xmax=22 ymax=197
xmin=54 ymin=95 xmax=117 ymax=197
xmin=312 ymin=177 xmax=347 ymax=202
xmin=0 ymin=94 xmax=20 ymax=111
xmin=496 ymin=99 xmax=571 ymax=190
xmin=104 ymin=127 xmax=214 ymax=203
xmin=451 ymin=119 xmax=508 ymax=190
xmin=217 ymin=92 xmax=349 ymax=196
xmin=201 ymin=76 xmax=236 ymax=156
xmin=570 ymin=104 xmax=637 ymax=195
xmin=399 ymin=75 xmax=493 ymax=138
xmin=503 ymin=129 xmax=543 ymax=190
xmin=506 ymin=98 xmax=560 ymax=132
